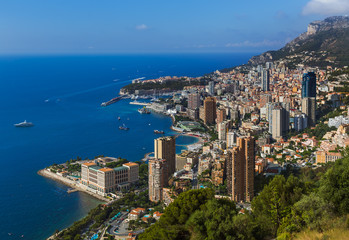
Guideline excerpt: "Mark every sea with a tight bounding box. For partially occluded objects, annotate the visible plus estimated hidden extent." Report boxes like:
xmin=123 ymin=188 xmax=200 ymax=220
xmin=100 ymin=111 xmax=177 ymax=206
xmin=0 ymin=53 xmax=255 ymax=240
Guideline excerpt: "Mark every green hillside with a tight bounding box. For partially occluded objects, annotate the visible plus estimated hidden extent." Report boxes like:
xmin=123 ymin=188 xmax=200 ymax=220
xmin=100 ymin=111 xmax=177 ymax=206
xmin=138 ymin=154 xmax=349 ymax=240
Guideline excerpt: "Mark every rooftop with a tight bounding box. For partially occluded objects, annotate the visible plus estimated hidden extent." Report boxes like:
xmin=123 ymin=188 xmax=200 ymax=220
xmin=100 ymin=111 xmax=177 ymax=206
xmin=89 ymin=165 xmax=102 ymax=171
xmin=123 ymin=162 xmax=139 ymax=167
xmin=114 ymin=166 xmax=128 ymax=172
xmin=99 ymin=167 xmax=114 ymax=172
xmin=82 ymin=162 xmax=96 ymax=167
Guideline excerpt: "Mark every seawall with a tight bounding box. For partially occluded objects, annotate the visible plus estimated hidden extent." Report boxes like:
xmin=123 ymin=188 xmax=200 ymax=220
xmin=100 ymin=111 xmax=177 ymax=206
xmin=38 ymin=169 xmax=108 ymax=202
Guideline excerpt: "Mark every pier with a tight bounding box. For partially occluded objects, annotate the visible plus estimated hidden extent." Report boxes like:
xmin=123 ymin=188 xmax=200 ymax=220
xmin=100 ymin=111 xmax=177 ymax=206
xmin=67 ymin=188 xmax=79 ymax=193
xmin=129 ymin=101 xmax=151 ymax=106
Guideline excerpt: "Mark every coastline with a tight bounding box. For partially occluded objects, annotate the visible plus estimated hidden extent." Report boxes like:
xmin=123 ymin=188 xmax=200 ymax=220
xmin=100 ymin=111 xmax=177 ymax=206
xmin=0 ymin=54 xmax=253 ymax=240
xmin=38 ymin=169 xmax=108 ymax=202
xmin=169 ymin=114 xmax=205 ymax=148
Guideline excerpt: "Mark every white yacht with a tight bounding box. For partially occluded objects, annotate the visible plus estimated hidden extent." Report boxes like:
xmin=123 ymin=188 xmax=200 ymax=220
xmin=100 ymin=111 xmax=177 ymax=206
xmin=14 ymin=120 xmax=34 ymax=127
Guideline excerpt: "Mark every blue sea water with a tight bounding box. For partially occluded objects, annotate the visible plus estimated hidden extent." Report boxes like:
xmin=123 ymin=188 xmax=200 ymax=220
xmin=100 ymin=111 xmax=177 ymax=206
xmin=0 ymin=53 xmax=254 ymax=240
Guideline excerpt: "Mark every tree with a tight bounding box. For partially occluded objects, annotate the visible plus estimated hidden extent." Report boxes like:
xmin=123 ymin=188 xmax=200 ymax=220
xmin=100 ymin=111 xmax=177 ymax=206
xmin=251 ymin=175 xmax=305 ymax=236
xmin=186 ymin=198 xmax=245 ymax=240
xmin=139 ymin=189 xmax=214 ymax=240
xmin=318 ymin=157 xmax=349 ymax=215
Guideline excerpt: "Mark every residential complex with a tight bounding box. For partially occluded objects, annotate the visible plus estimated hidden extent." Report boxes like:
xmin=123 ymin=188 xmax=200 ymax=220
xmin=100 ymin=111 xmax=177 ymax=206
xmin=227 ymin=137 xmax=255 ymax=202
xmin=154 ymin=136 xmax=176 ymax=176
xmin=203 ymin=96 xmax=216 ymax=125
xmin=148 ymin=158 xmax=168 ymax=202
xmin=81 ymin=161 xmax=139 ymax=196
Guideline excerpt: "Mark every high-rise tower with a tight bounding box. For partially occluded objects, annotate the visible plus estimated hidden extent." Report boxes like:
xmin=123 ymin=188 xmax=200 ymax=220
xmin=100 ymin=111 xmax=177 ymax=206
xmin=188 ymin=92 xmax=201 ymax=110
xmin=227 ymin=136 xmax=255 ymax=202
xmin=148 ymin=158 xmax=168 ymax=202
xmin=301 ymin=72 xmax=316 ymax=98
xmin=261 ymin=69 xmax=270 ymax=91
xmin=302 ymin=97 xmax=316 ymax=127
xmin=154 ymin=136 xmax=176 ymax=176
xmin=203 ymin=96 xmax=216 ymax=125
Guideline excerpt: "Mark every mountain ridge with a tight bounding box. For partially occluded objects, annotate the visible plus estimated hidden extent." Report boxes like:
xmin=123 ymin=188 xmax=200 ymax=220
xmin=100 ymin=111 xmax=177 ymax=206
xmin=248 ymin=16 xmax=349 ymax=68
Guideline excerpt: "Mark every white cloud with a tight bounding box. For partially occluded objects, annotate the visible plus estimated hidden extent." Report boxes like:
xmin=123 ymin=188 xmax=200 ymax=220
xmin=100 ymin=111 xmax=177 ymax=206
xmin=225 ymin=40 xmax=283 ymax=48
xmin=303 ymin=0 xmax=349 ymax=15
xmin=136 ymin=24 xmax=148 ymax=30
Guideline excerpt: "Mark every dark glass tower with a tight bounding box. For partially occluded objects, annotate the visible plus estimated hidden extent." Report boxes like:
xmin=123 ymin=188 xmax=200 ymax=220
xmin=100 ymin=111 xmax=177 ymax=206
xmin=301 ymin=72 xmax=316 ymax=98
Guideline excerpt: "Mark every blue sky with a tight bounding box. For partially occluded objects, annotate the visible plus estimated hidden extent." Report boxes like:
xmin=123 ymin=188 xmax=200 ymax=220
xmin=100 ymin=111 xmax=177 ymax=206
xmin=0 ymin=0 xmax=348 ymax=54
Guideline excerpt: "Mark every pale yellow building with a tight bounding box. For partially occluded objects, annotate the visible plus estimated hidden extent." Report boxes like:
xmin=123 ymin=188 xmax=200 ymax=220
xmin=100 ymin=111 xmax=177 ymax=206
xmin=123 ymin=162 xmax=139 ymax=183
xmin=316 ymin=151 xmax=342 ymax=164
xmin=81 ymin=161 xmax=139 ymax=196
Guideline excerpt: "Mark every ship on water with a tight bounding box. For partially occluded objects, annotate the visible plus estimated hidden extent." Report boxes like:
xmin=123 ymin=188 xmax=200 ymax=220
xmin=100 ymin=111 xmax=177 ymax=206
xmin=119 ymin=124 xmax=129 ymax=130
xmin=14 ymin=120 xmax=34 ymax=127
xmin=154 ymin=130 xmax=164 ymax=134
xmin=138 ymin=107 xmax=150 ymax=114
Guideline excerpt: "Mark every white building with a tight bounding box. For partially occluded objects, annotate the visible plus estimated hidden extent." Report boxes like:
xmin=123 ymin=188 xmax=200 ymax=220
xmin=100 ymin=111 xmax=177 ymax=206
xmin=328 ymin=115 xmax=349 ymax=128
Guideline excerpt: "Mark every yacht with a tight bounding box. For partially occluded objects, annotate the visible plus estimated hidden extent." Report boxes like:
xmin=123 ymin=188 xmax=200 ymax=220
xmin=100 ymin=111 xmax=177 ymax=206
xmin=138 ymin=107 xmax=150 ymax=114
xmin=154 ymin=130 xmax=164 ymax=134
xmin=119 ymin=124 xmax=129 ymax=130
xmin=14 ymin=120 xmax=34 ymax=127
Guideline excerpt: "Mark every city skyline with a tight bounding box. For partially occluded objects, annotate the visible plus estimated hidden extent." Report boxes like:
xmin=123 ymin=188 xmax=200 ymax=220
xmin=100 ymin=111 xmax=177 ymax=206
xmin=1 ymin=0 xmax=349 ymax=54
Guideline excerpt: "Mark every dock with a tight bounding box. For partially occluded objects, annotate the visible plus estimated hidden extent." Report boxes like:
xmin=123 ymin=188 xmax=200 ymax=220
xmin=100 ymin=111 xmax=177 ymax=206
xmin=67 ymin=188 xmax=79 ymax=193
xmin=129 ymin=101 xmax=151 ymax=106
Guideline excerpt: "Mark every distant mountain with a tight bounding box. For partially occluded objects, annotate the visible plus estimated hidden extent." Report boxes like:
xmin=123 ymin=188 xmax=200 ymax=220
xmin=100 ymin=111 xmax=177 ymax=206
xmin=248 ymin=16 xmax=349 ymax=68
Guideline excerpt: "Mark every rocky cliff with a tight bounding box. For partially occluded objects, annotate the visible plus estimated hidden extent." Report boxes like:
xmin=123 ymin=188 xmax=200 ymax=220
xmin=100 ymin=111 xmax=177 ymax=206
xmin=248 ymin=16 xmax=349 ymax=67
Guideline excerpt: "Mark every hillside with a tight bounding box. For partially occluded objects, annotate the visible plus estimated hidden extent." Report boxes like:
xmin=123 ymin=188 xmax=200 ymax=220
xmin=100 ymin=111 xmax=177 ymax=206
xmin=138 ymin=156 xmax=349 ymax=240
xmin=248 ymin=16 xmax=349 ymax=68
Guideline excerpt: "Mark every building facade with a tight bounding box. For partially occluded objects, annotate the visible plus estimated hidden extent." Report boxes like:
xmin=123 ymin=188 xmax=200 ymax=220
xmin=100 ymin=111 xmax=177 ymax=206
xmin=301 ymin=72 xmax=316 ymax=98
xmin=301 ymin=97 xmax=316 ymax=127
xmin=294 ymin=114 xmax=308 ymax=132
xmin=154 ymin=136 xmax=176 ymax=177
xmin=123 ymin=162 xmax=139 ymax=183
xmin=227 ymin=136 xmax=255 ymax=202
xmin=148 ymin=158 xmax=168 ymax=202
xmin=81 ymin=161 xmax=139 ymax=196
xmin=188 ymin=92 xmax=201 ymax=110
xmin=216 ymin=107 xmax=227 ymax=124
xmin=203 ymin=96 xmax=217 ymax=125
xmin=261 ymin=69 xmax=270 ymax=91
xmin=316 ymin=151 xmax=342 ymax=164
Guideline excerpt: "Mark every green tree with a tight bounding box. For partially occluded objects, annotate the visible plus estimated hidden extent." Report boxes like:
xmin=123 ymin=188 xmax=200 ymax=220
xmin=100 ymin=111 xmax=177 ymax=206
xmin=186 ymin=198 xmax=239 ymax=240
xmin=318 ymin=157 xmax=349 ymax=215
xmin=139 ymin=189 xmax=214 ymax=240
xmin=252 ymin=175 xmax=305 ymax=236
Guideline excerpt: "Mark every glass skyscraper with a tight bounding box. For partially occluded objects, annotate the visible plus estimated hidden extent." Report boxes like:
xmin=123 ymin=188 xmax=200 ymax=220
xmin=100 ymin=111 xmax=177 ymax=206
xmin=301 ymin=72 xmax=316 ymax=98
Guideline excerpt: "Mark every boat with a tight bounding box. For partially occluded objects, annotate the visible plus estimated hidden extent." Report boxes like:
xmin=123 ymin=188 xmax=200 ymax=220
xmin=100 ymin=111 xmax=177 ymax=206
xmin=138 ymin=107 xmax=150 ymax=114
xmin=14 ymin=120 xmax=34 ymax=127
xmin=154 ymin=130 xmax=164 ymax=134
xmin=119 ymin=124 xmax=129 ymax=130
xmin=118 ymin=117 xmax=121 ymax=120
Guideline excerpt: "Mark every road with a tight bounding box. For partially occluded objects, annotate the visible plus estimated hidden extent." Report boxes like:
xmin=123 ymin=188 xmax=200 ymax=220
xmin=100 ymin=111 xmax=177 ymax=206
xmin=108 ymin=212 xmax=129 ymax=235
xmin=192 ymin=164 xmax=199 ymax=189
